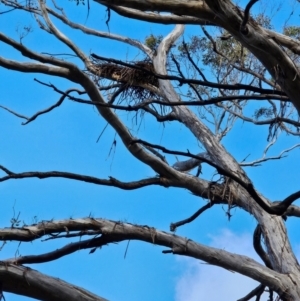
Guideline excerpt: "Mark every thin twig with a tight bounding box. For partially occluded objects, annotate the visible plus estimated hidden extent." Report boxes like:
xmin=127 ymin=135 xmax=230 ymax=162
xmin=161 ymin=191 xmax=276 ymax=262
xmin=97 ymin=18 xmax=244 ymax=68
xmin=170 ymin=202 xmax=214 ymax=231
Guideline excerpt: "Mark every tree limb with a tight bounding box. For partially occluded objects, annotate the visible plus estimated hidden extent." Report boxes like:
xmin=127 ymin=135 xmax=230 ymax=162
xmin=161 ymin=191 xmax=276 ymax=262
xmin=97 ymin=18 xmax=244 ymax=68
xmin=0 ymin=165 xmax=165 ymax=189
xmin=170 ymin=202 xmax=214 ymax=231
xmin=0 ymin=218 xmax=287 ymax=294
xmin=0 ymin=262 xmax=109 ymax=301
xmin=237 ymin=284 xmax=265 ymax=301
xmin=131 ymin=139 xmax=298 ymax=215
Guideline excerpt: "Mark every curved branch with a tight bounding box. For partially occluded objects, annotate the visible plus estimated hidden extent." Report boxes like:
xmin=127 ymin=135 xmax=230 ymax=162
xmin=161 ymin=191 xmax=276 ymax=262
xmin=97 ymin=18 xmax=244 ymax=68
xmin=240 ymin=0 xmax=259 ymax=34
xmin=0 ymin=56 xmax=74 ymax=80
xmin=0 ymin=165 xmax=164 ymax=189
xmin=170 ymin=202 xmax=214 ymax=231
xmin=253 ymin=225 xmax=273 ymax=269
xmin=278 ymin=191 xmax=300 ymax=213
xmin=108 ymin=5 xmax=211 ymax=25
xmin=0 ymin=218 xmax=286 ymax=293
xmin=46 ymin=6 xmax=153 ymax=59
xmin=23 ymin=87 xmax=83 ymax=125
xmin=237 ymin=284 xmax=265 ymax=301
xmin=0 ymin=32 xmax=75 ymax=69
xmin=0 ymin=262 xmax=109 ymax=301
xmin=5 ymin=236 xmax=106 ymax=265
xmin=39 ymin=0 xmax=90 ymax=65
xmin=275 ymin=203 xmax=300 ymax=218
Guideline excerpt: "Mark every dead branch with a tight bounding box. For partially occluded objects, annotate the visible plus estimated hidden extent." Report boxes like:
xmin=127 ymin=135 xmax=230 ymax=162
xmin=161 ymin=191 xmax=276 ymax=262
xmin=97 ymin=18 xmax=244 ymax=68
xmin=0 ymin=165 xmax=164 ymax=190
xmin=0 ymin=262 xmax=109 ymax=301
xmin=5 ymin=235 xmax=112 ymax=265
xmin=240 ymin=143 xmax=300 ymax=167
xmin=0 ymin=218 xmax=286 ymax=292
xmin=131 ymin=139 xmax=299 ymax=216
xmin=170 ymin=202 xmax=214 ymax=232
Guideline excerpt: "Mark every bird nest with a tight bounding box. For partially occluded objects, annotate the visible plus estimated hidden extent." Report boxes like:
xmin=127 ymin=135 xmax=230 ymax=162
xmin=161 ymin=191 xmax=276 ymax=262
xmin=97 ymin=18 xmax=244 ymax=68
xmin=92 ymin=59 xmax=159 ymax=103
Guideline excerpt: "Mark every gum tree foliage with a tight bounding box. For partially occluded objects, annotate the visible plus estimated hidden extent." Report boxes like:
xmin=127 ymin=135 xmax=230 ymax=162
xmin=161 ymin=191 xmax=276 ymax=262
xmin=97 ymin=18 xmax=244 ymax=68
xmin=0 ymin=0 xmax=300 ymax=300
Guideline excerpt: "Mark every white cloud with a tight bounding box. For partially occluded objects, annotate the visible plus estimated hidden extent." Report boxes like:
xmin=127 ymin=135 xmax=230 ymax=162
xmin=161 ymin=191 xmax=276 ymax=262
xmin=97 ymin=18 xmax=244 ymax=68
xmin=175 ymin=229 xmax=271 ymax=301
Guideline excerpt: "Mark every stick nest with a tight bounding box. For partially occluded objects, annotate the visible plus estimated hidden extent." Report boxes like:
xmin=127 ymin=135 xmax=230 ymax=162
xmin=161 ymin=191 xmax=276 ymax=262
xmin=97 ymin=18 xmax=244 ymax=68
xmin=92 ymin=59 xmax=159 ymax=103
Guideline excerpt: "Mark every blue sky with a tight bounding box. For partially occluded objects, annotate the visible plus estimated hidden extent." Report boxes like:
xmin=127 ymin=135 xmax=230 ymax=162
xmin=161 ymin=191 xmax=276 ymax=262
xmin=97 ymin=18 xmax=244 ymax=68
xmin=0 ymin=1 xmax=300 ymax=300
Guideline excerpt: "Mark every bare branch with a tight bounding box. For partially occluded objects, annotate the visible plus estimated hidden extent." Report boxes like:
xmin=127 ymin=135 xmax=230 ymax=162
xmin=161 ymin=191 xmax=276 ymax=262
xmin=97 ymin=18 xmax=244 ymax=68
xmin=240 ymin=0 xmax=259 ymax=35
xmin=0 ymin=105 xmax=28 ymax=121
xmin=46 ymin=6 xmax=153 ymax=59
xmin=108 ymin=5 xmax=212 ymax=25
xmin=237 ymin=284 xmax=265 ymax=301
xmin=240 ymin=143 xmax=300 ymax=167
xmin=253 ymin=225 xmax=273 ymax=269
xmin=23 ymin=86 xmax=84 ymax=125
xmin=0 ymin=218 xmax=286 ymax=293
xmin=39 ymin=0 xmax=90 ymax=65
xmin=170 ymin=202 xmax=214 ymax=231
xmin=0 ymin=31 xmax=77 ymax=70
xmin=5 ymin=236 xmax=108 ymax=265
xmin=0 ymin=56 xmax=74 ymax=80
xmin=279 ymin=190 xmax=300 ymax=213
xmin=0 ymin=262 xmax=109 ymax=301
xmin=0 ymin=165 xmax=164 ymax=190
xmin=276 ymin=203 xmax=300 ymax=218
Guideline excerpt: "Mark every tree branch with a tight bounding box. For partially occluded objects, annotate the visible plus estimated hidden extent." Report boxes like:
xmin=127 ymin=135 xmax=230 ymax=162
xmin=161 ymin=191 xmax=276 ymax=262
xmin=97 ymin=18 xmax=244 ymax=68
xmin=170 ymin=202 xmax=214 ymax=231
xmin=0 ymin=218 xmax=286 ymax=293
xmin=0 ymin=31 xmax=75 ymax=69
xmin=5 ymin=236 xmax=108 ymax=265
xmin=240 ymin=143 xmax=300 ymax=167
xmin=24 ymin=86 xmax=83 ymax=125
xmin=39 ymin=0 xmax=90 ymax=65
xmin=253 ymin=225 xmax=273 ymax=269
xmin=0 ymin=262 xmax=109 ymax=301
xmin=0 ymin=165 xmax=164 ymax=189
xmin=240 ymin=0 xmax=259 ymax=35
xmin=237 ymin=284 xmax=265 ymax=301
xmin=131 ymin=139 xmax=298 ymax=215
xmin=46 ymin=6 xmax=153 ymax=59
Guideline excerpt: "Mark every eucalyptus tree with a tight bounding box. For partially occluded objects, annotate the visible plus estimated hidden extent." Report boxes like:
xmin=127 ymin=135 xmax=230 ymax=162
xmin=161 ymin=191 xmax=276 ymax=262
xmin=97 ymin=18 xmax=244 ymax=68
xmin=0 ymin=0 xmax=300 ymax=300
